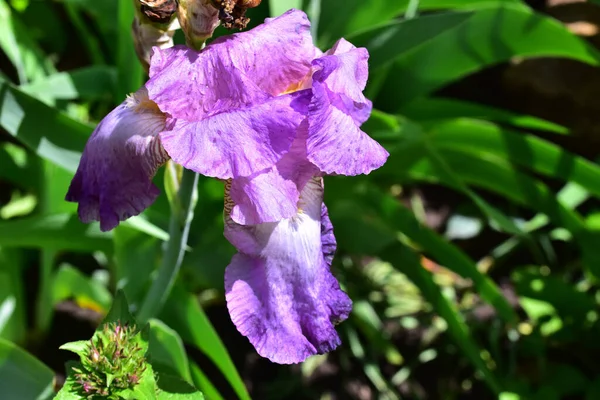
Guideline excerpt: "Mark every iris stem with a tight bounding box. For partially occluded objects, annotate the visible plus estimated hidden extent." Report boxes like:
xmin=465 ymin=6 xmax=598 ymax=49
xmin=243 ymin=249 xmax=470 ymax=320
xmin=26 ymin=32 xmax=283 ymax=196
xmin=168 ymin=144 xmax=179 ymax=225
xmin=137 ymin=167 xmax=199 ymax=324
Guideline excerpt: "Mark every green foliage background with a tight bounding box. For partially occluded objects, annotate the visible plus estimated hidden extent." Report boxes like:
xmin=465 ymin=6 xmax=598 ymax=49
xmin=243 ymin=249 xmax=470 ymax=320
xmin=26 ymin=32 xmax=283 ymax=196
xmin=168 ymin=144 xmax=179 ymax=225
xmin=1 ymin=0 xmax=600 ymax=399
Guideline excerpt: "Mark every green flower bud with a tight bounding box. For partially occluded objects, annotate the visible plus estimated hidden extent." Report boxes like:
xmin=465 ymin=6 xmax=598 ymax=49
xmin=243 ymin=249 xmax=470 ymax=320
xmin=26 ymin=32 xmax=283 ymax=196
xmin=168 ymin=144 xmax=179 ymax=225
xmin=72 ymin=322 xmax=147 ymax=398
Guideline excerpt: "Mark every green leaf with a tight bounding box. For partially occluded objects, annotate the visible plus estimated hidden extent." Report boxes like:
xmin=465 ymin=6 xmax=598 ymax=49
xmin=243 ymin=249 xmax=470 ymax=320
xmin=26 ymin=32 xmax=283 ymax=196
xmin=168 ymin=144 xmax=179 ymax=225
xmin=402 ymin=97 xmax=568 ymax=134
xmin=20 ymin=66 xmax=116 ymax=101
xmin=189 ymin=362 xmax=224 ymax=400
xmin=0 ymin=142 xmax=38 ymax=190
xmin=491 ymin=182 xmax=589 ymax=259
xmin=0 ymin=338 xmax=54 ymax=400
xmin=58 ymin=0 xmax=119 ymax=56
xmin=52 ymin=263 xmax=113 ymax=313
xmin=380 ymin=242 xmax=502 ymax=394
xmin=429 ymin=119 xmax=600 ymax=199
xmin=327 ymin=200 xmax=396 ymax=255
xmin=351 ymin=301 xmax=403 ymax=365
xmin=269 ymin=0 xmax=301 ymax=17
xmin=55 ymin=361 xmax=84 ymax=400
xmin=408 ymin=148 xmax=586 ymax=233
xmin=415 ymin=0 xmax=520 ymax=10
xmin=406 ymin=148 xmax=600 ymax=277
xmin=63 ymin=3 xmax=106 ymax=66
xmin=512 ymin=267 xmax=596 ymax=324
xmin=0 ymin=248 xmax=25 ymax=342
xmin=377 ymin=3 xmax=600 ymax=109
xmin=0 ymin=79 xmax=90 ymax=173
xmin=121 ymin=363 xmax=157 ymax=400
xmin=317 ymin=0 xmax=406 ymax=47
xmin=117 ymin=0 xmax=143 ymax=99
xmin=586 ymin=378 xmax=600 ymax=400
xmin=0 ymin=0 xmax=55 ymax=84
xmin=103 ymin=290 xmax=136 ymax=327
xmin=349 ymin=11 xmax=473 ymax=70
xmin=149 ymin=319 xmax=192 ymax=382
xmin=114 ymin=226 xmax=160 ymax=310
xmin=123 ymin=216 xmax=173 ymax=243
xmin=424 ymin=141 xmax=529 ymax=237
xmin=327 ymin=179 xmax=518 ymax=324
xmin=0 ymin=213 xmax=112 ymax=252
xmin=156 ymin=373 xmax=205 ymax=400
xmin=161 ymin=289 xmax=250 ymax=400
xmin=58 ymin=340 xmax=89 ymax=358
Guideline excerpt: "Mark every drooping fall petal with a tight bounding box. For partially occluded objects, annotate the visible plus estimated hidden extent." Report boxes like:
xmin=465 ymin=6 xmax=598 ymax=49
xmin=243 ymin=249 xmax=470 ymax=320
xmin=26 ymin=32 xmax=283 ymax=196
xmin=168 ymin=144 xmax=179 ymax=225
xmin=224 ymin=178 xmax=351 ymax=364
xmin=66 ymin=87 xmax=168 ymax=231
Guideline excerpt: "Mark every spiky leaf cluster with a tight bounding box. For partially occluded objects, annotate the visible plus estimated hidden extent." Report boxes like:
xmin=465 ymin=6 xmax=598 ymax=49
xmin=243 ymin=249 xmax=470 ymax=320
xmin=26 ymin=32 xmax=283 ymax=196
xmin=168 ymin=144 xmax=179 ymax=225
xmin=72 ymin=322 xmax=146 ymax=399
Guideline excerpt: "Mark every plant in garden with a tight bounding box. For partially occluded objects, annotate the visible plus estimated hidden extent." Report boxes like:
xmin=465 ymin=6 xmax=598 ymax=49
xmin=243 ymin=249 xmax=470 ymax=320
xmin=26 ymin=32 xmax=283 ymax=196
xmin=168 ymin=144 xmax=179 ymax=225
xmin=56 ymin=293 xmax=204 ymax=399
xmin=65 ymin=7 xmax=387 ymax=364
xmin=67 ymin=323 xmax=146 ymax=398
xmin=6 ymin=0 xmax=600 ymax=399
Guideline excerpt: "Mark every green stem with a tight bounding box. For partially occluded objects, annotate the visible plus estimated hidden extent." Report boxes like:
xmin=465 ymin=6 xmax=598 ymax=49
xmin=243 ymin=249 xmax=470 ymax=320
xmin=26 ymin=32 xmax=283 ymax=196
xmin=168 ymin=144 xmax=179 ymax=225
xmin=137 ymin=167 xmax=198 ymax=324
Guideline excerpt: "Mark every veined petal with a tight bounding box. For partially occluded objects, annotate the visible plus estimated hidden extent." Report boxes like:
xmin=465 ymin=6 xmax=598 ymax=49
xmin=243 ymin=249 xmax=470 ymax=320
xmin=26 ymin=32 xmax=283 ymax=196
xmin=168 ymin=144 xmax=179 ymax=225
xmin=307 ymin=82 xmax=388 ymax=176
xmin=320 ymin=203 xmax=336 ymax=266
xmin=213 ymin=9 xmax=317 ymax=96
xmin=66 ymin=87 xmax=168 ymax=231
xmin=148 ymin=9 xmax=316 ymax=114
xmin=229 ymin=168 xmax=299 ymax=226
xmin=315 ymin=39 xmax=369 ymax=106
xmin=224 ymin=178 xmax=351 ymax=364
xmin=147 ymin=45 xmax=269 ymax=121
xmin=160 ymin=92 xmax=307 ymax=179
xmin=228 ymin=121 xmax=318 ymax=225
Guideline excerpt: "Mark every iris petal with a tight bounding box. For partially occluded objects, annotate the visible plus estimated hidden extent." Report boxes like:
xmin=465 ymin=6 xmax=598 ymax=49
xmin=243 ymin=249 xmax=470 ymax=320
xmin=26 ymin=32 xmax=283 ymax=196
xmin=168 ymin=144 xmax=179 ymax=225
xmin=159 ymin=93 xmax=306 ymax=179
xmin=306 ymin=39 xmax=389 ymax=176
xmin=148 ymin=9 xmax=316 ymax=109
xmin=228 ymin=121 xmax=318 ymax=225
xmin=66 ymin=87 xmax=168 ymax=231
xmin=147 ymin=45 xmax=269 ymax=121
xmin=224 ymin=178 xmax=351 ymax=364
xmin=307 ymin=82 xmax=388 ymax=176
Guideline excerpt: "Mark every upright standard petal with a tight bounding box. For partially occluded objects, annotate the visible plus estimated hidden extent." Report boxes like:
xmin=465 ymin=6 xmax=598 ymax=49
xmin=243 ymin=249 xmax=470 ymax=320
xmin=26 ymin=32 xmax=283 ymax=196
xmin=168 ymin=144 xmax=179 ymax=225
xmin=306 ymin=40 xmax=388 ymax=176
xmin=66 ymin=87 xmax=169 ymax=231
xmin=307 ymin=82 xmax=387 ymax=176
xmin=147 ymin=45 xmax=269 ymax=121
xmin=224 ymin=178 xmax=352 ymax=364
xmin=148 ymin=9 xmax=317 ymax=110
xmin=213 ymin=9 xmax=317 ymax=95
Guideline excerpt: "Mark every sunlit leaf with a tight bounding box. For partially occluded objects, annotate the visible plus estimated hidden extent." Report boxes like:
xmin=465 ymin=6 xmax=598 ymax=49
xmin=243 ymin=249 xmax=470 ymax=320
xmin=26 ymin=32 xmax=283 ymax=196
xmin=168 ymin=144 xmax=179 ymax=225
xmin=149 ymin=319 xmax=192 ymax=383
xmin=160 ymin=289 xmax=249 ymax=400
xmin=376 ymin=3 xmax=600 ymax=109
xmin=0 ymin=78 xmax=90 ymax=173
xmin=0 ymin=213 xmax=112 ymax=252
xmin=381 ymin=242 xmax=502 ymax=394
xmin=0 ymin=338 xmax=54 ymax=400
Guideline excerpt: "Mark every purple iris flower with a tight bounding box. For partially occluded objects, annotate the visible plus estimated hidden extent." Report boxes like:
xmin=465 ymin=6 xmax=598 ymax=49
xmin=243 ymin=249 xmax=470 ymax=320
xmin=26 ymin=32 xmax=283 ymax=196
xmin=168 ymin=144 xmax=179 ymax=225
xmin=66 ymin=9 xmax=388 ymax=363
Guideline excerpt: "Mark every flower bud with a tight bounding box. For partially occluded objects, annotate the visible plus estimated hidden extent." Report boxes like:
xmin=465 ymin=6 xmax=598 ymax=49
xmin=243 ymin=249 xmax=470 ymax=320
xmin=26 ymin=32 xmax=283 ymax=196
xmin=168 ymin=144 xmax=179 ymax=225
xmin=90 ymin=347 xmax=101 ymax=363
xmin=72 ymin=323 xmax=147 ymax=397
xmin=177 ymin=0 xmax=220 ymax=50
xmin=140 ymin=0 xmax=178 ymax=24
xmin=210 ymin=0 xmax=261 ymax=30
xmin=132 ymin=0 xmax=180 ymax=70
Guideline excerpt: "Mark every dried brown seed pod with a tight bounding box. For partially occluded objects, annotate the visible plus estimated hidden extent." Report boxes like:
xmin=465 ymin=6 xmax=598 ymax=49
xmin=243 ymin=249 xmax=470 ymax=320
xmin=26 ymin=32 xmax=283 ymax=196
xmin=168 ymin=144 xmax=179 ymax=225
xmin=139 ymin=0 xmax=178 ymax=24
xmin=210 ymin=0 xmax=261 ymax=30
